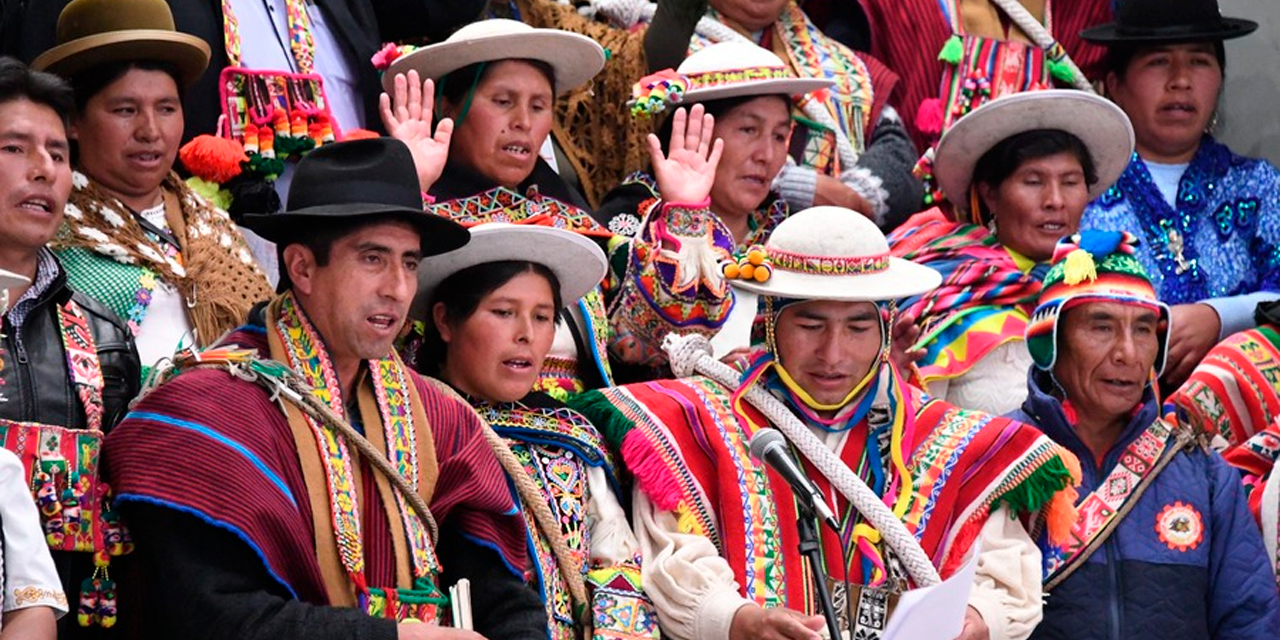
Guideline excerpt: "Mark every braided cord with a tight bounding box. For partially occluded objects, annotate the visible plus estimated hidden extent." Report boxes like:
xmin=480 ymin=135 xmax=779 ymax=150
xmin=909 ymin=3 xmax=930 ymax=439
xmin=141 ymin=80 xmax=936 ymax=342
xmin=664 ymin=333 xmax=942 ymax=587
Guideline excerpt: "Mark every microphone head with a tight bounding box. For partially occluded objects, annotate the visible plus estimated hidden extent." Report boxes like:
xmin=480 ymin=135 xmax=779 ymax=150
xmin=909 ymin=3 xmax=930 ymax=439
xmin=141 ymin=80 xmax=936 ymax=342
xmin=748 ymin=428 xmax=786 ymax=460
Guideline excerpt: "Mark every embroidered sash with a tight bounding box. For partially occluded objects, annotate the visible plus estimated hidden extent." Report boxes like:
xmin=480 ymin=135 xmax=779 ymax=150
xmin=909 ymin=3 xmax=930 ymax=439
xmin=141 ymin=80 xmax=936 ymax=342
xmin=1041 ymin=418 xmax=1189 ymax=589
xmin=266 ymin=292 xmax=445 ymax=622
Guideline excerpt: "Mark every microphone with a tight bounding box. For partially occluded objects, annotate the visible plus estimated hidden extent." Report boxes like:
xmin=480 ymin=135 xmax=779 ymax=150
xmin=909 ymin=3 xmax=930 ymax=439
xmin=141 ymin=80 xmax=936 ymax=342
xmin=748 ymin=429 xmax=840 ymax=532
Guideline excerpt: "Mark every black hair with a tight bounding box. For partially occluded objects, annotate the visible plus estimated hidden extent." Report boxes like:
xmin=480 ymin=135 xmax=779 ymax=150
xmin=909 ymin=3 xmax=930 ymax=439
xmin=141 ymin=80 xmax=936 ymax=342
xmin=970 ymin=129 xmax=1098 ymax=222
xmin=1106 ymin=41 xmax=1227 ymax=79
xmin=0 ymin=56 xmax=74 ymax=129
xmin=68 ymin=59 xmax=185 ymax=115
xmin=274 ymin=214 xmax=414 ymax=293
xmin=416 ymin=260 xmax=563 ymax=376
xmin=438 ymin=58 xmax=556 ymax=112
xmin=652 ymin=93 xmax=791 ymax=155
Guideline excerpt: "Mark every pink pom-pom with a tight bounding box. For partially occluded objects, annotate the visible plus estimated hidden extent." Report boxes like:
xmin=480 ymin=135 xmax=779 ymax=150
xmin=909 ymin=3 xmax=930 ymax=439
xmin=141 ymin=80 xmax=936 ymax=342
xmin=916 ymin=98 xmax=944 ymax=138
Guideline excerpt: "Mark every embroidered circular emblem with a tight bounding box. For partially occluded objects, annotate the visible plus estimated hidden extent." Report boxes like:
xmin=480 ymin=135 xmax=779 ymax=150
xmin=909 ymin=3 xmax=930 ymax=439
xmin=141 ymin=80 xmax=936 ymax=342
xmin=607 ymin=213 xmax=643 ymax=238
xmin=1155 ymin=501 xmax=1204 ymax=551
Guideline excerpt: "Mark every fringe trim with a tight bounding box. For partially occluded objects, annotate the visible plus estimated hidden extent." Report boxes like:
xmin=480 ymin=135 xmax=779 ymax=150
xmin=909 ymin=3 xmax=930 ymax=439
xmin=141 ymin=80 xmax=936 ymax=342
xmin=992 ymin=454 xmax=1077 ymax=514
xmin=620 ymin=429 xmax=684 ymax=511
xmin=563 ymin=390 xmax=633 ymax=454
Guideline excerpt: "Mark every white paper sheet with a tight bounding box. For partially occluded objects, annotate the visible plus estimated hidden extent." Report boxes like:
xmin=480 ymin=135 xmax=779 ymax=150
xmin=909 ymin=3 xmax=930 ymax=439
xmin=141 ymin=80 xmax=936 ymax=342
xmin=881 ymin=543 xmax=979 ymax=640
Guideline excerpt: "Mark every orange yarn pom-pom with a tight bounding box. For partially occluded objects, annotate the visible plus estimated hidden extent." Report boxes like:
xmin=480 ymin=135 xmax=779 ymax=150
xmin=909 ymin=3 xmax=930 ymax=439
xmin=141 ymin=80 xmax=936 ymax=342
xmin=722 ymin=262 xmax=741 ymax=279
xmin=179 ymin=135 xmax=246 ymax=184
xmin=752 ymin=263 xmax=772 ymax=282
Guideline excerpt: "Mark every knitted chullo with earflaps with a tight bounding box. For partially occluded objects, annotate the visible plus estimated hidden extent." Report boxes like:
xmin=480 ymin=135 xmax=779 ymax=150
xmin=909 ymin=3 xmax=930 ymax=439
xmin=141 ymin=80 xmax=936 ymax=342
xmin=1026 ymin=230 xmax=1170 ymax=375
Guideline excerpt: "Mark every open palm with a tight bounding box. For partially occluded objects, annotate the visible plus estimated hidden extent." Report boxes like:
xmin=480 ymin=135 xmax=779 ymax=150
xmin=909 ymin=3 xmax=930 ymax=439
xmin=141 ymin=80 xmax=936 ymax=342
xmin=380 ymin=69 xmax=453 ymax=192
xmin=648 ymin=104 xmax=724 ymax=204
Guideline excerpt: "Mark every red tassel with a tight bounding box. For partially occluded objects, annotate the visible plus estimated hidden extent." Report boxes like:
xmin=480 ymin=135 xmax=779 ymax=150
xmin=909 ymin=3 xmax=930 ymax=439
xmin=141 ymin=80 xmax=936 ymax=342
xmin=916 ymin=98 xmax=945 ymax=138
xmin=179 ymin=135 xmax=246 ymax=184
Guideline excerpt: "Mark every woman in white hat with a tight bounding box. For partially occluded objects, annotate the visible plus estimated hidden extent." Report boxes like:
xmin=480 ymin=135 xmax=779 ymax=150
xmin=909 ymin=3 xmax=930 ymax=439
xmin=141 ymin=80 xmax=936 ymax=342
xmin=594 ymin=41 xmax=836 ymax=360
xmin=383 ymin=18 xmax=735 ymax=391
xmin=886 ymin=90 xmax=1134 ymax=415
xmin=598 ymin=41 xmax=832 ymax=249
xmin=415 ymin=224 xmax=658 ymax=640
xmin=33 ymin=0 xmax=272 ymax=376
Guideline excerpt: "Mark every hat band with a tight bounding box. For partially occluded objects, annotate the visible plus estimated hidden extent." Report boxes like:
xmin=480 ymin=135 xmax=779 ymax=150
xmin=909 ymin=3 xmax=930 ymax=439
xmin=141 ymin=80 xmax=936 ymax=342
xmin=685 ymin=65 xmax=796 ymax=91
xmin=768 ymin=247 xmax=890 ymax=276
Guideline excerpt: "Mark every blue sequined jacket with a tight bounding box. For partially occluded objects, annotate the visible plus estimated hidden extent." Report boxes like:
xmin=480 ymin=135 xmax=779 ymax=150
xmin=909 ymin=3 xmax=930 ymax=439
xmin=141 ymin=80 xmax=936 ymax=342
xmin=1084 ymin=136 xmax=1280 ymax=337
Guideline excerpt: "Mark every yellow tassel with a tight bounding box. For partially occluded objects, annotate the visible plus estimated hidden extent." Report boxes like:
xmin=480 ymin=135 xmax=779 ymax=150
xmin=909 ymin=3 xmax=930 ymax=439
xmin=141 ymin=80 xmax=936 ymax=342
xmin=1062 ymin=249 xmax=1097 ymax=285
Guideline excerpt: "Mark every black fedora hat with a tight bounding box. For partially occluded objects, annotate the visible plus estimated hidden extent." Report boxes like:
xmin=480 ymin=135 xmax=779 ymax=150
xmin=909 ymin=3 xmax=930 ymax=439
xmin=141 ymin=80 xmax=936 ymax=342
xmin=1081 ymin=0 xmax=1258 ymax=44
xmin=240 ymin=138 xmax=469 ymax=256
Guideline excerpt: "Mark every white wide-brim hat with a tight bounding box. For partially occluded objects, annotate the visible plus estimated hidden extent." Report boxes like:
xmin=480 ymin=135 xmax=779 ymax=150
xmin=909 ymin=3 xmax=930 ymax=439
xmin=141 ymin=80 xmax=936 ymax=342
xmin=678 ymin=41 xmax=833 ymax=103
xmin=732 ymin=206 xmax=942 ymax=301
xmin=933 ymin=90 xmax=1134 ymax=212
xmin=383 ymin=19 xmax=605 ymax=95
xmin=415 ymin=223 xmax=608 ymax=318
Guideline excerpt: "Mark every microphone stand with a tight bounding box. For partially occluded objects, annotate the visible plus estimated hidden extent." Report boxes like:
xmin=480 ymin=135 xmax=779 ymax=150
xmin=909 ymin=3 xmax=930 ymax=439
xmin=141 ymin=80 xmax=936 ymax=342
xmin=795 ymin=502 xmax=844 ymax=640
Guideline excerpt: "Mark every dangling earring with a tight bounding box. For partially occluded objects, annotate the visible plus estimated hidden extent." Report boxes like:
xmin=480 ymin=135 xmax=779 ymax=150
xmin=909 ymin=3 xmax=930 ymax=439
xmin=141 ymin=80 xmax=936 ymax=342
xmin=987 ymin=215 xmax=998 ymax=236
xmin=1205 ymin=110 xmax=1220 ymax=135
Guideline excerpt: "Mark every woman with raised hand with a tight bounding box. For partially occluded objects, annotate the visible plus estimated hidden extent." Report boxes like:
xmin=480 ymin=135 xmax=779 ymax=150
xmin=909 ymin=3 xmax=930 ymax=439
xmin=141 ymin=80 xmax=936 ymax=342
xmin=382 ymin=19 xmax=734 ymax=390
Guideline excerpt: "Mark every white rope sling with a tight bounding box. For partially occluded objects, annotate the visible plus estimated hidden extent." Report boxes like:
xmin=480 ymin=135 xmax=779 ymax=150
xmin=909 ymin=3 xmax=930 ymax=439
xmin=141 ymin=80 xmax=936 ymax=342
xmin=662 ymin=332 xmax=942 ymax=587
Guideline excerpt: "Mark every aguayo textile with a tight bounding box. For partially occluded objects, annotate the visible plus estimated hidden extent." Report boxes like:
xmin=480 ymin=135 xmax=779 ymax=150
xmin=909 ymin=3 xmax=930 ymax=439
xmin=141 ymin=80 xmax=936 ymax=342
xmin=1083 ymin=137 xmax=1280 ymax=307
xmin=471 ymin=395 xmax=658 ymax=640
xmin=570 ymin=369 xmax=1077 ymax=616
xmin=888 ymin=208 xmax=1043 ymax=391
xmin=1171 ymin=320 xmax=1280 ymax=586
xmin=103 ymin=295 xmax=528 ymax=620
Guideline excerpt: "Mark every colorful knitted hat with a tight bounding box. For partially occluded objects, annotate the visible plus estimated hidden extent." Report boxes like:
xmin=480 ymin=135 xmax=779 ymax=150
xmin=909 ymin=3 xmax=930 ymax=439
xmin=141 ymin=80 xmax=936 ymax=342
xmin=1026 ymin=230 xmax=1170 ymax=374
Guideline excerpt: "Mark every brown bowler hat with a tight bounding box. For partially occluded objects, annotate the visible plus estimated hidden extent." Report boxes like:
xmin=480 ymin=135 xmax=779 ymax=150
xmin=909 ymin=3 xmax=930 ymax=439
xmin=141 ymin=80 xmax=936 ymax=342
xmin=32 ymin=0 xmax=211 ymax=87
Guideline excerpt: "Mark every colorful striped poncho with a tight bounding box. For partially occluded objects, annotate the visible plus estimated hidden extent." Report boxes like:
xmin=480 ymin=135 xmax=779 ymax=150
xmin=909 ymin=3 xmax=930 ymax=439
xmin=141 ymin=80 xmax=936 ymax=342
xmin=887 ymin=208 xmax=1045 ymax=386
xmin=103 ymin=325 xmax=529 ymax=609
xmin=568 ymin=369 xmax=1079 ymax=613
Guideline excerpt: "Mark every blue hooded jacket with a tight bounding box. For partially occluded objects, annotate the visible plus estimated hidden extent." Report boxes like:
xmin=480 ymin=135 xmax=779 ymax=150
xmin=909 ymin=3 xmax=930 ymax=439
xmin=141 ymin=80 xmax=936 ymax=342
xmin=1009 ymin=369 xmax=1280 ymax=640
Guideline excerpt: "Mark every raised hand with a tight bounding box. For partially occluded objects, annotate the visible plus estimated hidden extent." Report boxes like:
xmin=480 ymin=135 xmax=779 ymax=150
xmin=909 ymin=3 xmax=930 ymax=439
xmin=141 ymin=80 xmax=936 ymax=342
xmin=380 ymin=69 xmax=454 ymax=193
xmin=647 ymin=103 xmax=724 ymax=205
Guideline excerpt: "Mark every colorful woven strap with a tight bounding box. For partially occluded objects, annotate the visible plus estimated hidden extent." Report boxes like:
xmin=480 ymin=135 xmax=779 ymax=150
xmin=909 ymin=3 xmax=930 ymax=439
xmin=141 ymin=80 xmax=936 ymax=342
xmin=1042 ymin=417 xmax=1185 ymax=589
xmin=220 ymin=0 xmax=315 ymax=73
xmin=284 ymin=0 xmax=316 ymax=75
xmin=57 ymin=301 xmax=105 ymax=433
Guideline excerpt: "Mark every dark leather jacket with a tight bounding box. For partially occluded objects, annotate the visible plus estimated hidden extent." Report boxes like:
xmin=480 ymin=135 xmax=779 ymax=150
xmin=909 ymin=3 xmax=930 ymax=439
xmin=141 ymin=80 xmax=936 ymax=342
xmin=0 ymin=260 xmax=140 ymax=431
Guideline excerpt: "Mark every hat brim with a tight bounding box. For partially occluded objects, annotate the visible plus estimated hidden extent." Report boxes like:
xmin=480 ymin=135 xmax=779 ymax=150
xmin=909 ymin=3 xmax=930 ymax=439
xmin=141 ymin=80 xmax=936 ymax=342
xmin=413 ymin=224 xmax=607 ymax=319
xmin=1080 ymin=19 xmax=1258 ymax=44
xmin=384 ymin=30 xmax=605 ymax=96
xmin=934 ymin=90 xmax=1135 ymax=213
xmin=32 ymin=30 xmax=211 ymax=87
xmin=240 ymin=204 xmax=470 ymax=256
xmin=683 ymin=77 xmax=835 ymax=104
xmin=730 ymin=257 xmax=942 ymax=302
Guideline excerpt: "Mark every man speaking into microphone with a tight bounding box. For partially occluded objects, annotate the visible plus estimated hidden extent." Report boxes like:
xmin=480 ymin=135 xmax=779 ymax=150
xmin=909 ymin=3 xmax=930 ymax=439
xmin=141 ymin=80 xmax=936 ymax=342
xmin=571 ymin=208 xmax=1080 ymax=640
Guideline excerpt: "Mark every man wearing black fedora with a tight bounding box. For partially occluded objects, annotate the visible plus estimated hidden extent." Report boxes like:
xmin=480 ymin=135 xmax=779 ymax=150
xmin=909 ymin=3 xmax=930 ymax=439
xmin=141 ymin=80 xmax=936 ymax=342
xmin=100 ymin=137 xmax=547 ymax=640
xmin=1080 ymin=0 xmax=1280 ymax=393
